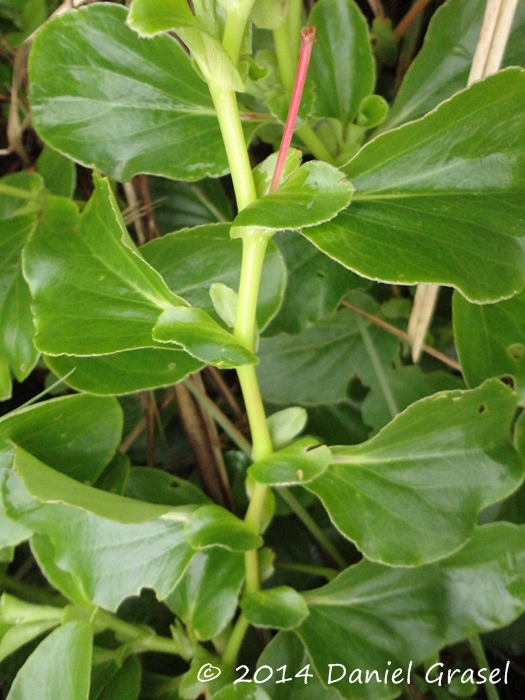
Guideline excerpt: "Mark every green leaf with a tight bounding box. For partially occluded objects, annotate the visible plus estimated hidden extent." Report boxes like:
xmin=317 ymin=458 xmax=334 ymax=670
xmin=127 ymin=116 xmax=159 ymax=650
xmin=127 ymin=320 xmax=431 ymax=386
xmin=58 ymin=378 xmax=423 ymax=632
xmin=210 ymin=283 xmax=238 ymax=328
xmin=0 ymin=619 xmax=61 ymax=665
xmin=306 ymin=380 xmax=523 ymax=566
xmin=267 ymin=407 xmax=307 ymax=449
xmin=232 ymin=162 xmax=353 ymax=234
xmin=210 ymin=684 xmax=272 ymax=700
xmin=296 ymin=523 xmax=525 ymax=700
xmin=28 ymin=4 xmax=258 ymax=181
xmin=124 ymin=467 xmax=211 ymax=508
xmin=127 ymin=0 xmax=197 ymax=35
xmin=264 ymin=232 xmax=364 ymax=336
xmin=5 ymin=447 xmax=195 ymax=609
xmin=453 ymin=288 xmax=525 ymax=403
xmin=382 ymin=0 xmax=525 ymax=130
xmin=90 ymin=653 xmax=141 ymax=700
xmin=257 ymin=632 xmax=340 ymax=700
xmin=258 ymin=307 xmax=399 ymax=405
xmin=45 ymin=347 xmax=203 ymax=396
xmin=24 ymin=176 xmax=185 ymax=357
xmin=242 ymin=586 xmax=309 ymax=630
xmin=153 ymin=307 xmax=257 ymax=369
xmin=184 ymin=504 xmax=262 ymax=552
xmin=6 ymin=621 xmax=92 ymax=700
xmin=0 ymin=172 xmax=44 ymax=220
xmin=141 ymin=223 xmax=286 ymax=332
xmin=0 ymin=594 xmax=63 ymax=664
xmin=307 ymin=0 xmax=374 ymax=126
xmin=35 ymin=146 xmax=76 ymax=199
xmin=0 ymin=393 xmax=122 ymax=483
xmin=164 ymin=547 xmax=244 ymax=640
xmin=248 ymin=438 xmax=331 ymax=485
xmin=303 ymin=69 xmax=525 ymax=303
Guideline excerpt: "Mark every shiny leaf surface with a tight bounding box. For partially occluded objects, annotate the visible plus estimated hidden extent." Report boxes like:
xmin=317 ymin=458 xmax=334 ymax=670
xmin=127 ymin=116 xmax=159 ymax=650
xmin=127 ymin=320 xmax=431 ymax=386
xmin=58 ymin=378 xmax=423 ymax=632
xmin=248 ymin=438 xmax=331 ymax=485
xmin=184 ymin=504 xmax=263 ymax=552
xmin=24 ymin=176 xmax=185 ymax=357
xmin=6 ymin=622 xmax=92 ymax=700
xmin=307 ymin=381 xmax=523 ymax=566
xmin=242 ymin=586 xmax=309 ymax=630
xmin=303 ymin=70 xmax=525 ymax=303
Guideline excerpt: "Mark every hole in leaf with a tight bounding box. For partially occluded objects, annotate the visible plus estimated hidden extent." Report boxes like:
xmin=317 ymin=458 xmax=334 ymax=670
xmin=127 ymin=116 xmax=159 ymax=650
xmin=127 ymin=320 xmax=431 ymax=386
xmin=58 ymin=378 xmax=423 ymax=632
xmin=508 ymin=343 xmax=525 ymax=361
xmin=478 ymin=404 xmax=486 ymax=414
xmin=500 ymin=375 xmax=515 ymax=389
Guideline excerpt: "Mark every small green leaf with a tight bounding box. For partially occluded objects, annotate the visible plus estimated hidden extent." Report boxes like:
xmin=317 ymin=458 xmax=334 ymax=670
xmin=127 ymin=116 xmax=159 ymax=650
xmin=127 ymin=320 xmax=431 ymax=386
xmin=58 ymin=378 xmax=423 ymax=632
xmin=0 ymin=594 xmax=63 ymax=664
xmin=242 ymin=587 xmax=309 ymax=630
xmin=0 ymin=619 xmax=61 ymax=665
xmin=141 ymin=223 xmax=286 ymax=332
xmin=210 ymin=283 xmax=238 ymax=329
xmin=232 ymin=162 xmax=353 ymax=234
xmin=253 ymin=150 xmax=302 ymax=198
xmin=356 ymin=94 xmax=388 ymax=129
xmin=165 ymin=548 xmax=244 ymax=640
xmin=303 ymin=69 xmax=525 ymax=303
xmin=24 ymin=176 xmax=185 ymax=357
xmin=252 ymin=0 xmax=288 ymax=29
xmin=307 ymin=380 xmax=523 ymax=566
xmin=153 ymin=306 xmax=257 ymax=368
xmin=307 ymin=0 xmax=375 ymax=126
xmin=184 ymin=504 xmax=263 ymax=552
xmin=45 ymin=348 xmax=203 ymax=396
xmin=453 ymin=288 xmax=525 ymax=403
xmin=127 ymin=0 xmax=197 ymax=35
xmin=267 ymin=407 xmax=307 ymax=449
xmin=6 ymin=621 xmax=92 ymax=700
xmin=35 ymin=146 xmax=76 ymax=199
xmin=90 ymin=653 xmax=141 ymax=700
xmin=0 ymin=393 xmax=122 ymax=483
xmin=249 ymin=438 xmax=331 ymax=485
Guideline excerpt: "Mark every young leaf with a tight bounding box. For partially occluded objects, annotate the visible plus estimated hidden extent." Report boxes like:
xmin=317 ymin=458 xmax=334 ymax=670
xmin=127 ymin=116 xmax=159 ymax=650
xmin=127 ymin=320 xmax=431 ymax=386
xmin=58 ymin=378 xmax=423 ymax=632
xmin=164 ymin=548 xmax=244 ymax=641
xmin=23 ymin=176 xmax=186 ymax=357
xmin=0 ymin=394 xmax=122 ymax=483
xmin=307 ymin=380 xmax=523 ymax=566
xmin=453 ymin=288 xmax=525 ymax=403
xmin=232 ymin=162 xmax=353 ymax=234
xmin=307 ymin=0 xmax=375 ymax=126
xmin=141 ymin=223 xmax=287 ymax=332
xmin=248 ymin=438 xmax=331 ymax=485
xmin=241 ymin=586 xmax=309 ymax=630
xmin=44 ymin=347 xmax=203 ymax=397
xmin=28 ymin=5 xmax=259 ymax=182
xmin=302 ymin=69 xmax=525 ymax=303
xmin=6 ymin=622 xmax=92 ymax=700
xmin=153 ymin=306 xmax=256 ymax=368
xmin=184 ymin=504 xmax=263 ymax=552
xmin=35 ymin=147 xmax=76 ymax=199
xmin=266 ymin=407 xmax=307 ymax=449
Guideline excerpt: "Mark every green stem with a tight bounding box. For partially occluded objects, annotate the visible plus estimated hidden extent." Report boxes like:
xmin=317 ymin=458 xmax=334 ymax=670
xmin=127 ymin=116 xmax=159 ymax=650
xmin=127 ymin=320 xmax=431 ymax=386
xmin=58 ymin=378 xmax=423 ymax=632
xmin=296 ymin=124 xmax=336 ymax=163
xmin=0 ymin=182 xmax=40 ymax=200
xmin=287 ymin=0 xmax=303 ymax=69
xmin=469 ymin=636 xmax=500 ymax=700
xmin=208 ymin=84 xmax=257 ymax=211
xmin=0 ymin=572 xmax=66 ymax=606
xmin=276 ymin=561 xmax=338 ymax=581
xmin=222 ymin=613 xmax=249 ymax=667
xmin=276 ymin=487 xmax=347 ymax=569
xmin=222 ymin=0 xmax=256 ymax=66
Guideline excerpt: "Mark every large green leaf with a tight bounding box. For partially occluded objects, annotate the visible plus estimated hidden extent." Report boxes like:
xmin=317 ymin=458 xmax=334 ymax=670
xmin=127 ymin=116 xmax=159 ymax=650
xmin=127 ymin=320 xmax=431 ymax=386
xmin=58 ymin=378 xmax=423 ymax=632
xmin=303 ymin=69 xmax=525 ymax=303
xmin=90 ymin=653 xmax=141 ymax=700
xmin=307 ymin=0 xmax=374 ymax=126
xmin=382 ymin=0 xmax=525 ymax=131
xmin=453 ymin=288 xmax=525 ymax=403
xmin=141 ymin=223 xmax=286 ymax=332
xmin=265 ymin=232 xmax=364 ymax=336
xmin=5 ymin=447 xmax=195 ymax=610
xmin=6 ymin=621 xmax=92 ymax=700
xmin=0 ymin=393 xmax=122 ymax=483
xmin=0 ymin=173 xmax=42 ymax=389
xmin=232 ymin=162 xmax=353 ymax=234
xmin=23 ymin=176 xmax=185 ymax=357
xmin=164 ymin=547 xmax=244 ymax=641
xmin=307 ymin=380 xmax=523 ymax=566
xmin=28 ymin=4 xmax=261 ymax=182
xmin=296 ymin=523 xmax=525 ymax=700
xmin=44 ymin=347 xmax=203 ymax=396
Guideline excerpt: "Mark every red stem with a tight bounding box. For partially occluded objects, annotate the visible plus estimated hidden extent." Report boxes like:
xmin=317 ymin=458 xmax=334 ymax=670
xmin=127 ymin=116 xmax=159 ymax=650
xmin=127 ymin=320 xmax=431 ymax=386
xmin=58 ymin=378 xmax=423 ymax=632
xmin=269 ymin=26 xmax=316 ymax=194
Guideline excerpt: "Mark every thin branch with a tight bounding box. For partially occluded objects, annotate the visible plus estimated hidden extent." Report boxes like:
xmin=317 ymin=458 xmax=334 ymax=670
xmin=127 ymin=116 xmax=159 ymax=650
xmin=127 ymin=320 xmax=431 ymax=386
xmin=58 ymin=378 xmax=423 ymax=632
xmin=119 ymin=391 xmax=175 ymax=453
xmin=205 ymin=366 xmax=244 ymax=419
xmin=366 ymin=0 xmax=385 ymax=19
xmin=394 ymin=0 xmax=433 ymax=41
xmin=341 ymin=300 xmax=461 ymax=371
xmin=123 ymin=181 xmax=146 ymax=245
xmin=469 ymin=0 xmax=503 ymax=83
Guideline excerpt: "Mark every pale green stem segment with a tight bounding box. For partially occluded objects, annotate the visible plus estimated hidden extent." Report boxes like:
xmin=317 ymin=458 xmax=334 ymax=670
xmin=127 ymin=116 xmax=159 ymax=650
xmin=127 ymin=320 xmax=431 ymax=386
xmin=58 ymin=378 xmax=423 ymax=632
xmin=222 ymin=0 xmax=257 ymax=66
xmin=0 ymin=182 xmax=39 ymax=200
xmin=287 ymin=0 xmax=303 ymax=69
xmin=469 ymin=635 xmax=500 ymax=700
xmin=222 ymin=613 xmax=249 ymax=667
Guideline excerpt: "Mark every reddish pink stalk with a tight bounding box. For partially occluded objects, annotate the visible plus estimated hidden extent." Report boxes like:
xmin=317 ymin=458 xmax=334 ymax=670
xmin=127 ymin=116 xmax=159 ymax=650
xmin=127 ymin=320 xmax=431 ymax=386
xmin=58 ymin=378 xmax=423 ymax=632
xmin=269 ymin=26 xmax=316 ymax=194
